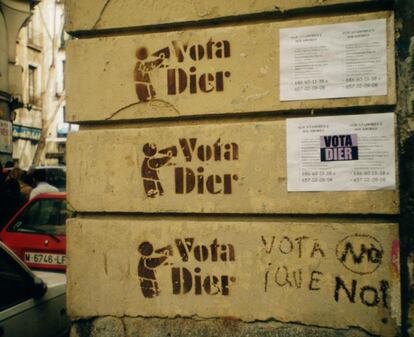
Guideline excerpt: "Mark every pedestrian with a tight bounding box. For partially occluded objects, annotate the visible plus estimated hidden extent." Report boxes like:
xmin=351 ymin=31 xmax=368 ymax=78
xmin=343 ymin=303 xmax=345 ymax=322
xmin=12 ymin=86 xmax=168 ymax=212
xmin=30 ymin=169 xmax=59 ymax=199
xmin=8 ymin=167 xmax=32 ymax=199
xmin=3 ymin=178 xmax=26 ymax=224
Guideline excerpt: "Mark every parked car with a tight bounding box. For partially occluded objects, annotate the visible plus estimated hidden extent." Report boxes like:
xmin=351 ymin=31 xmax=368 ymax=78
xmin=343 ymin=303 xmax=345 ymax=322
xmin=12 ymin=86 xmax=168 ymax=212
xmin=0 ymin=193 xmax=70 ymax=271
xmin=28 ymin=166 xmax=66 ymax=191
xmin=0 ymin=241 xmax=70 ymax=337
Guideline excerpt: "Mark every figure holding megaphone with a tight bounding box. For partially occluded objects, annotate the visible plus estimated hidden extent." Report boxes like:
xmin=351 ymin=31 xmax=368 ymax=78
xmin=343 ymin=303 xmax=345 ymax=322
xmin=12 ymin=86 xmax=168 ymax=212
xmin=141 ymin=142 xmax=177 ymax=198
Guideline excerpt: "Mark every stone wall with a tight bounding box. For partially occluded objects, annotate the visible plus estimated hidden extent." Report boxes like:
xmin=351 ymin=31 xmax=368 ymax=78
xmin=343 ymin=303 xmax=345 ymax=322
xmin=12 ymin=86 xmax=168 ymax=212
xmin=66 ymin=0 xmax=408 ymax=335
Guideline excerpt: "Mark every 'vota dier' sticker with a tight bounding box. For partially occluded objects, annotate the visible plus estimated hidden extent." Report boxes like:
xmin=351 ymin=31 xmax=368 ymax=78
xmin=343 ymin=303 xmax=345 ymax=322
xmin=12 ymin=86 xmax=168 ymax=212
xmin=286 ymin=113 xmax=396 ymax=191
xmin=320 ymin=134 xmax=358 ymax=162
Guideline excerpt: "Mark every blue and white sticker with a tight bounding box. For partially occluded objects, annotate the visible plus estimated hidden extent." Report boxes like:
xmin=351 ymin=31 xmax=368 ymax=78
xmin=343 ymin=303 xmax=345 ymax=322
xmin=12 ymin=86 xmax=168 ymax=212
xmin=286 ymin=113 xmax=396 ymax=191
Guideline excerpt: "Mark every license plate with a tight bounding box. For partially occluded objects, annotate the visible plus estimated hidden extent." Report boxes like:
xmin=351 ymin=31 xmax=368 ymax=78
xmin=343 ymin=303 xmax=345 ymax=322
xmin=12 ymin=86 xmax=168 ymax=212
xmin=24 ymin=252 xmax=66 ymax=266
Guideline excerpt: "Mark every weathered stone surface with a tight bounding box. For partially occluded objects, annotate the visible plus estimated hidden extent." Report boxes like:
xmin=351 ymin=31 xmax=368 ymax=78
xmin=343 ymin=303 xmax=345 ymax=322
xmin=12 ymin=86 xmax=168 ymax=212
xmin=90 ymin=317 xmax=125 ymax=337
xmin=395 ymin=0 xmax=414 ymax=334
xmin=70 ymin=325 xmax=81 ymax=337
xmin=67 ymin=218 xmax=400 ymax=336
xmin=65 ymin=0 xmax=391 ymax=33
xmin=72 ymin=317 xmax=374 ymax=337
xmin=66 ymin=120 xmax=399 ymax=214
xmin=122 ymin=317 xmax=373 ymax=337
xmin=66 ymin=11 xmax=395 ymax=123
xmin=70 ymin=319 xmax=93 ymax=337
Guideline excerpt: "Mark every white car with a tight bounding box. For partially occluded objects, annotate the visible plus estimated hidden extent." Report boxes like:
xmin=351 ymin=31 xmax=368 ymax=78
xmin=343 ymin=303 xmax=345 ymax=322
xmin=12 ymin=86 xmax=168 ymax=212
xmin=0 ymin=242 xmax=70 ymax=337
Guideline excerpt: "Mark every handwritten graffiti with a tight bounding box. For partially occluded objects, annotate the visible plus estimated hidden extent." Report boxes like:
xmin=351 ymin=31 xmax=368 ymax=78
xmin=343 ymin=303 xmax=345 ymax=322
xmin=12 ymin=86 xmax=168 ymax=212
xmin=264 ymin=265 xmax=323 ymax=292
xmin=334 ymin=276 xmax=389 ymax=308
xmin=135 ymin=230 xmax=393 ymax=324
xmin=140 ymin=138 xmax=240 ymax=198
xmin=261 ymin=235 xmax=326 ymax=259
xmin=137 ymin=241 xmax=172 ymax=298
xmin=261 ymin=235 xmax=326 ymax=293
xmin=336 ymin=234 xmax=383 ymax=275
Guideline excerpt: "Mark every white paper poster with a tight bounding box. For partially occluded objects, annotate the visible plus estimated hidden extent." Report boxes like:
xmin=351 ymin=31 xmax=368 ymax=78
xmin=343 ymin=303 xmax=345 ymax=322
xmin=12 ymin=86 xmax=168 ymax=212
xmin=286 ymin=113 xmax=396 ymax=191
xmin=280 ymin=19 xmax=387 ymax=101
xmin=0 ymin=120 xmax=12 ymax=154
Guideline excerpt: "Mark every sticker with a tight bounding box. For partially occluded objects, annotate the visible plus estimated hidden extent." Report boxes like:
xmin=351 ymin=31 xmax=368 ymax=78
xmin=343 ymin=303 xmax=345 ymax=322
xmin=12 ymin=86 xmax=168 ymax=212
xmin=286 ymin=113 xmax=396 ymax=191
xmin=280 ymin=19 xmax=387 ymax=101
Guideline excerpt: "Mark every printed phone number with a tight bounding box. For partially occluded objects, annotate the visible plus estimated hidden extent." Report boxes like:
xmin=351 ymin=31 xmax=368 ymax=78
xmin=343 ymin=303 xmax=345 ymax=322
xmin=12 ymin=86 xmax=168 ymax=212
xmin=352 ymin=170 xmax=390 ymax=183
xmin=345 ymin=76 xmax=380 ymax=89
xmin=294 ymin=79 xmax=328 ymax=92
xmin=353 ymin=170 xmax=390 ymax=176
xmin=301 ymin=170 xmax=336 ymax=183
xmin=302 ymin=171 xmax=336 ymax=176
xmin=301 ymin=177 xmax=334 ymax=183
xmin=352 ymin=177 xmax=387 ymax=183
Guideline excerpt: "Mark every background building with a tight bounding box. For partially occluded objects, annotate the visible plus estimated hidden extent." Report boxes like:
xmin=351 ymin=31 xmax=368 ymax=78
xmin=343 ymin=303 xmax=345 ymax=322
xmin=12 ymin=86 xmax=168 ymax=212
xmin=12 ymin=0 xmax=76 ymax=169
xmin=0 ymin=0 xmax=33 ymax=166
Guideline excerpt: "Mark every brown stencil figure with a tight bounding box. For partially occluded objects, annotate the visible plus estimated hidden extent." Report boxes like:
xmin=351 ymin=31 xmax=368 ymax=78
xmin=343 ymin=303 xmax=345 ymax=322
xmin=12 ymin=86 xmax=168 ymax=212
xmin=141 ymin=143 xmax=177 ymax=198
xmin=134 ymin=47 xmax=164 ymax=102
xmin=138 ymin=242 xmax=172 ymax=298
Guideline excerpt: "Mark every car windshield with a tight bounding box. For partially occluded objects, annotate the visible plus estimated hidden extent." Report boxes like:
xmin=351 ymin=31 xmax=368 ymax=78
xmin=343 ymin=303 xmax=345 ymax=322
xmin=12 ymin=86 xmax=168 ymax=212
xmin=8 ymin=198 xmax=71 ymax=236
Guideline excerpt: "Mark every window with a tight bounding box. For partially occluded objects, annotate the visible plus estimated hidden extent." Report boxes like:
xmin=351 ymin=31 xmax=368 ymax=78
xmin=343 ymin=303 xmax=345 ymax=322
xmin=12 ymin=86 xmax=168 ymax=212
xmin=27 ymin=20 xmax=34 ymax=44
xmin=56 ymin=61 xmax=65 ymax=96
xmin=59 ymin=16 xmax=65 ymax=49
xmin=28 ymin=65 xmax=37 ymax=105
xmin=62 ymin=60 xmax=65 ymax=90
xmin=8 ymin=198 xmax=70 ymax=236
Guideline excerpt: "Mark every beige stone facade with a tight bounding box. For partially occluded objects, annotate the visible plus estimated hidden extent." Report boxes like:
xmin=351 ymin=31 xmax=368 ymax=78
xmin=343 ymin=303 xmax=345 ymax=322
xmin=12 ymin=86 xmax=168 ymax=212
xmin=67 ymin=218 xmax=400 ymax=336
xmin=65 ymin=0 xmax=387 ymax=32
xmin=66 ymin=11 xmax=395 ymax=123
xmin=65 ymin=0 xmax=404 ymax=336
xmin=67 ymin=120 xmax=399 ymax=214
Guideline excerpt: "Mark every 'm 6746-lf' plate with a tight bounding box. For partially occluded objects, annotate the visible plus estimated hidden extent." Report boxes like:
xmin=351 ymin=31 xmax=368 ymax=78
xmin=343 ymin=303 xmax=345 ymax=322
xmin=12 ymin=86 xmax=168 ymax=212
xmin=25 ymin=252 xmax=66 ymax=265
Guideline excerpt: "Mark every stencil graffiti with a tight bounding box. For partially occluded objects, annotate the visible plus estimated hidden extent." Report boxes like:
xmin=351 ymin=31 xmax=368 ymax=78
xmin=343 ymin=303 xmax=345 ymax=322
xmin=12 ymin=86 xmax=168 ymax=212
xmin=134 ymin=231 xmax=394 ymax=322
xmin=138 ymin=238 xmax=236 ymax=297
xmin=133 ymin=38 xmax=232 ymax=102
xmin=137 ymin=241 xmax=172 ymax=298
xmin=141 ymin=143 xmax=177 ymax=198
xmin=140 ymin=138 xmax=239 ymax=198
xmin=134 ymin=47 xmax=165 ymax=102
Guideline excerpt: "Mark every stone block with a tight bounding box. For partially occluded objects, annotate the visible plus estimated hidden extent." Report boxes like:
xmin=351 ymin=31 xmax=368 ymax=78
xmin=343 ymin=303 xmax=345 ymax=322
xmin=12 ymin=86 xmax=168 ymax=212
xmin=90 ymin=317 xmax=125 ymax=337
xmin=65 ymin=0 xmax=391 ymax=32
xmin=66 ymin=11 xmax=395 ymax=123
xmin=67 ymin=218 xmax=400 ymax=336
xmin=66 ymin=120 xmax=399 ymax=214
xmin=122 ymin=317 xmax=375 ymax=337
xmin=72 ymin=317 xmax=375 ymax=337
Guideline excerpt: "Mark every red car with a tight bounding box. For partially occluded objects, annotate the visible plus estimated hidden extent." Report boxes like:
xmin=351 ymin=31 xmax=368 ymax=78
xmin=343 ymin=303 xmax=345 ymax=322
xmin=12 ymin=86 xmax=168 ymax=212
xmin=0 ymin=193 xmax=70 ymax=271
